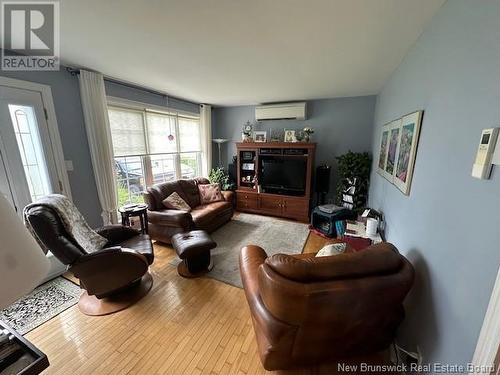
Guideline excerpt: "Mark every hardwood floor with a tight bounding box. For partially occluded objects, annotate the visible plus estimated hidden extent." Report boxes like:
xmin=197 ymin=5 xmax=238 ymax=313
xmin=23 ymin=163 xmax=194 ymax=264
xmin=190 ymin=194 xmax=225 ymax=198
xmin=27 ymin=230 xmax=391 ymax=375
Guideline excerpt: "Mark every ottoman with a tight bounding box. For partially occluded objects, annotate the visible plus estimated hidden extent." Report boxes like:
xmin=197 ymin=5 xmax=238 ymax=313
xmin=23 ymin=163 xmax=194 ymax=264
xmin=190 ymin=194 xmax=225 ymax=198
xmin=171 ymin=230 xmax=217 ymax=277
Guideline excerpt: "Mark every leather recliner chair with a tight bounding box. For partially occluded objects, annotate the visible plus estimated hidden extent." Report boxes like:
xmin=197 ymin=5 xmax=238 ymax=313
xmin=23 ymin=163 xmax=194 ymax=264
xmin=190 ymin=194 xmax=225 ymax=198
xmin=239 ymin=242 xmax=415 ymax=371
xmin=25 ymin=205 xmax=154 ymax=316
xmin=144 ymin=177 xmax=234 ymax=244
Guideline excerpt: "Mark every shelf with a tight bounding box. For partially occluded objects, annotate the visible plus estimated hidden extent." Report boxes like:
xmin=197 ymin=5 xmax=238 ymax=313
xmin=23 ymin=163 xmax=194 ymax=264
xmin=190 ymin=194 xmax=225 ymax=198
xmin=237 ymin=141 xmax=316 ymax=148
xmin=235 ymin=189 xmax=307 ymax=200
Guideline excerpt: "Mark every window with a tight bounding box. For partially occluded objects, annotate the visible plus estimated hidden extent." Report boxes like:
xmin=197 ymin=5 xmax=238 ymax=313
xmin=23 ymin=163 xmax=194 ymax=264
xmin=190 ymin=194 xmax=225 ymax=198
xmin=108 ymin=105 xmax=202 ymax=207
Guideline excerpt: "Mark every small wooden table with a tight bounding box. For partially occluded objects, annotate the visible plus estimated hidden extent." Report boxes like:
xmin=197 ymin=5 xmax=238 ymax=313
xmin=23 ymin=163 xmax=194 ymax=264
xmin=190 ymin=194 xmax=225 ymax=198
xmin=301 ymin=232 xmax=362 ymax=257
xmin=303 ymin=221 xmax=383 ymax=254
xmin=119 ymin=204 xmax=148 ymax=234
xmin=303 ymin=231 xmax=342 ymax=254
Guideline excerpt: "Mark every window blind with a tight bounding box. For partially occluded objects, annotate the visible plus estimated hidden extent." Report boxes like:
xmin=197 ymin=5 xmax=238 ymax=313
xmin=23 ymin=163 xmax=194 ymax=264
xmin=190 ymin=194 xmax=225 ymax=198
xmin=108 ymin=108 xmax=146 ymax=157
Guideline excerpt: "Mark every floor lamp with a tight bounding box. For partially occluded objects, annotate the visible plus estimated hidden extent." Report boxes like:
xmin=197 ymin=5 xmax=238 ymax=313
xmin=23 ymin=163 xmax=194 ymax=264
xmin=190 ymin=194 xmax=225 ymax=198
xmin=212 ymin=138 xmax=228 ymax=167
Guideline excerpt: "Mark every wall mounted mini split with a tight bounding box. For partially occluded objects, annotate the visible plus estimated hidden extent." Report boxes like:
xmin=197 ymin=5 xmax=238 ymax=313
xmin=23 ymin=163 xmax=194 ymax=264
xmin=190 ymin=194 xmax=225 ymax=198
xmin=472 ymin=128 xmax=499 ymax=179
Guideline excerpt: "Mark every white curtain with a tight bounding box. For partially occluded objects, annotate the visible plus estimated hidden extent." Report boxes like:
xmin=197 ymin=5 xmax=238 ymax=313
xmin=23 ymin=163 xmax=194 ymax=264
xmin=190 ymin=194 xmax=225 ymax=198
xmin=78 ymin=70 xmax=117 ymax=224
xmin=200 ymin=104 xmax=212 ymax=177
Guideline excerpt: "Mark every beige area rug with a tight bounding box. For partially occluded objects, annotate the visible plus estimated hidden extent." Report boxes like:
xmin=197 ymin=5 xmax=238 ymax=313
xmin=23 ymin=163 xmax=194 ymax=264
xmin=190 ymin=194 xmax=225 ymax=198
xmin=0 ymin=277 xmax=81 ymax=334
xmin=170 ymin=213 xmax=310 ymax=288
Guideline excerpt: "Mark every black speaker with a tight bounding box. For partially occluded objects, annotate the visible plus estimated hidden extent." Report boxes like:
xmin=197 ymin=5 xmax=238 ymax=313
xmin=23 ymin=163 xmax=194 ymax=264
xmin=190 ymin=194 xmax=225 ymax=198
xmin=315 ymin=165 xmax=331 ymax=193
xmin=228 ymin=159 xmax=237 ymax=183
xmin=315 ymin=165 xmax=331 ymax=205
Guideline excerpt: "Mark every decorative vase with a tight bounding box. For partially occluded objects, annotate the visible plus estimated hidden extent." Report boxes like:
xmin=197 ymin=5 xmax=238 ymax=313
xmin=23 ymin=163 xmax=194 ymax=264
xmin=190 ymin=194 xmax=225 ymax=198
xmin=303 ymin=133 xmax=310 ymax=142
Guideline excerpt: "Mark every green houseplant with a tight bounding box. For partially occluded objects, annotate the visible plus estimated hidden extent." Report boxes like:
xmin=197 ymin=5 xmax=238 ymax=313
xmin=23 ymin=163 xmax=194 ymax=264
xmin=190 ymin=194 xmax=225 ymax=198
xmin=336 ymin=151 xmax=371 ymax=213
xmin=208 ymin=167 xmax=232 ymax=190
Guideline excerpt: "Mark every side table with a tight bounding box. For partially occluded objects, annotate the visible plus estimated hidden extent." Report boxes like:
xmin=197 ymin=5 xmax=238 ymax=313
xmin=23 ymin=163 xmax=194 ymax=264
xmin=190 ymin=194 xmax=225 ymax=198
xmin=119 ymin=204 xmax=148 ymax=234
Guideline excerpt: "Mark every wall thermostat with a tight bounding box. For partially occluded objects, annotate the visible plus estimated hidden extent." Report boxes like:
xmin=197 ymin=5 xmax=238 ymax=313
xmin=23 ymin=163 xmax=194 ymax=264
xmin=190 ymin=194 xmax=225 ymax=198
xmin=472 ymin=128 xmax=498 ymax=179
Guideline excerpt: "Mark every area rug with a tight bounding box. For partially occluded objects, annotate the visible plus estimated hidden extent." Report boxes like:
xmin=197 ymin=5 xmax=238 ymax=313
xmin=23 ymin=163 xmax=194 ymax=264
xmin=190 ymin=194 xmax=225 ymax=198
xmin=0 ymin=277 xmax=81 ymax=334
xmin=170 ymin=213 xmax=310 ymax=288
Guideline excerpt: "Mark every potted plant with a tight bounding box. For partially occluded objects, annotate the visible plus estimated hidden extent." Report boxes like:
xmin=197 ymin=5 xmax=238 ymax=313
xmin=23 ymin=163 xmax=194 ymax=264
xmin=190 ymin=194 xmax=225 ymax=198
xmin=208 ymin=167 xmax=233 ymax=190
xmin=303 ymin=127 xmax=314 ymax=142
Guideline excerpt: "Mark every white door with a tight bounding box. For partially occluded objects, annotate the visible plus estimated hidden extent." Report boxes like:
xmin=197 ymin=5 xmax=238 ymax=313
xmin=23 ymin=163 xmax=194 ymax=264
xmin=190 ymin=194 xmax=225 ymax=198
xmin=0 ymin=84 xmax=67 ymax=282
xmin=0 ymin=149 xmax=15 ymax=207
xmin=0 ymin=86 xmax=62 ymax=213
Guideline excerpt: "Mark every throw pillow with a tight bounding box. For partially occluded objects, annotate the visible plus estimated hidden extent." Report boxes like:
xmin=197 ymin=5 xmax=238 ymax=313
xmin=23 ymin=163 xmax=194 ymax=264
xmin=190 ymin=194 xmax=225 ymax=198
xmin=198 ymin=183 xmax=224 ymax=205
xmin=315 ymin=243 xmax=347 ymax=257
xmin=162 ymin=192 xmax=191 ymax=211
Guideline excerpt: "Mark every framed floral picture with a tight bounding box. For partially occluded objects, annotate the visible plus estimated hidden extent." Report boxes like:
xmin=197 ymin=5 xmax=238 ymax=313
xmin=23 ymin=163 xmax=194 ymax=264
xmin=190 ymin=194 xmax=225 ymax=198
xmin=393 ymin=111 xmax=423 ymax=195
xmin=381 ymin=119 xmax=402 ymax=182
xmin=377 ymin=122 xmax=390 ymax=177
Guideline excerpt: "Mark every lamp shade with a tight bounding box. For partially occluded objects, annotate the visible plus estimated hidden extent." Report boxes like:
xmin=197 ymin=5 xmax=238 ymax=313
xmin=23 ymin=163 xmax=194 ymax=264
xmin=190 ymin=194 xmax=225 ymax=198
xmin=212 ymin=138 xmax=228 ymax=144
xmin=0 ymin=194 xmax=49 ymax=310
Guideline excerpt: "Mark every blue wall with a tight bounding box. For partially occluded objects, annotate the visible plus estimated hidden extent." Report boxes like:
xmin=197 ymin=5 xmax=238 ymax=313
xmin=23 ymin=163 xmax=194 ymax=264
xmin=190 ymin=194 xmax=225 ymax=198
xmin=212 ymin=96 xmax=376 ymax=201
xmin=0 ymin=68 xmax=199 ymax=226
xmin=369 ymin=0 xmax=500 ymax=367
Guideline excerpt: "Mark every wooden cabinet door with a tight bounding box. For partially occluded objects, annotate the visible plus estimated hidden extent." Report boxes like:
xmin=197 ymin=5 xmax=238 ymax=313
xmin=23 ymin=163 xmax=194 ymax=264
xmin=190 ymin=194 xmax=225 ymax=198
xmin=236 ymin=192 xmax=259 ymax=211
xmin=282 ymin=197 xmax=309 ymax=222
xmin=258 ymin=195 xmax=283 ymax=216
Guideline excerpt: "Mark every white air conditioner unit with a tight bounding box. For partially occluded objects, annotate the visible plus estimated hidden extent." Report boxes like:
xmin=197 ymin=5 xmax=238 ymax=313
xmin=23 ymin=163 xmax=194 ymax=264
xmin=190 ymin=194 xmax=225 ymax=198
xmin=255 ymin=102 xmax=307 ymax=121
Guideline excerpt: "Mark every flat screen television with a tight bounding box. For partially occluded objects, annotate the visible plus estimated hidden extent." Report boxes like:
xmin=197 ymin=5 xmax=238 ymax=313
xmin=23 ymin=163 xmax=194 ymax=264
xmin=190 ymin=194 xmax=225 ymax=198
xmin=260 ymin=156 xmax=307 ymax=196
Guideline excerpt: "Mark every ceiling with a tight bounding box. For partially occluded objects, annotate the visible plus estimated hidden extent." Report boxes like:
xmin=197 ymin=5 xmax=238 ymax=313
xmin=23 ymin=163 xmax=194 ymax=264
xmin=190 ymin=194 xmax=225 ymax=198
xmin=59 ymin=0 xmax=445 ymax=106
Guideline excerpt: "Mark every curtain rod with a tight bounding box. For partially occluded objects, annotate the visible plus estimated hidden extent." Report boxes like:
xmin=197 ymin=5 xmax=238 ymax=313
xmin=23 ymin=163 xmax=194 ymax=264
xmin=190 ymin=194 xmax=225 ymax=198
xmin=66 ymin=67 xmax=200 ymax=108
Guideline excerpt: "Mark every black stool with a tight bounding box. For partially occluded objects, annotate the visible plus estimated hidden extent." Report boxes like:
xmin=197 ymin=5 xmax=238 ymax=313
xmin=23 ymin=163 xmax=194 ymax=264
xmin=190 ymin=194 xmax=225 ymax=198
xmin=171 ymin=230 xmax=217 ymax=277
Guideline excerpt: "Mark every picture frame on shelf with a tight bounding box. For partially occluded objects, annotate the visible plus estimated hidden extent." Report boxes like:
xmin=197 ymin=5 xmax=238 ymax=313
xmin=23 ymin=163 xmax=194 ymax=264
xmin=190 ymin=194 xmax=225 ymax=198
xmin=253 ymin=131 xmax=267 ymax=143
xmin=393 ymin=110 xmax=423 ymax=195
xmin=284 ymin=129 xmax=297 ymax=143
xmin=270 ymin=129 xmax=283 ymax=142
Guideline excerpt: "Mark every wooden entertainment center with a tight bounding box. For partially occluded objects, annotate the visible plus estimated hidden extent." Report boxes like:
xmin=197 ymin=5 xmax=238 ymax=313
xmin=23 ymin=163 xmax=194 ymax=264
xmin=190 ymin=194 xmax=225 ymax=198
xmin=235 ymin=142 xmax=315 ymax=223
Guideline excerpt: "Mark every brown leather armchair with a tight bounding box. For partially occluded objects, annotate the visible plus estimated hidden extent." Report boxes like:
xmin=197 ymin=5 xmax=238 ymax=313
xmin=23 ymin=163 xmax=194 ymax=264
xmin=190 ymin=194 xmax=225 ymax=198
xmin=239 ymin=243 xmax=414 ymax=371
xmin=144 ymin=177 xmax=234 ymax=244
xmin=25 ymin=205 xmax=154 ymax=316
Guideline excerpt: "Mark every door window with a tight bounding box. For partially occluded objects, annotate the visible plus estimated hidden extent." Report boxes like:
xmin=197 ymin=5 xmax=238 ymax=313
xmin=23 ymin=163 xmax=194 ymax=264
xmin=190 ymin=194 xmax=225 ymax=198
xmin=8 ymin=104 xmax=51 ymax=201
xmin=0 ymin=85 xmax=63 ymax=213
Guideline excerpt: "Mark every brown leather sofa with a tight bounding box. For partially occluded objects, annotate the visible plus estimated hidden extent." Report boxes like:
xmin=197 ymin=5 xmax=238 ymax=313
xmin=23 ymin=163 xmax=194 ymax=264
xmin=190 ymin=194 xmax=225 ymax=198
xmin=25 ymin=205 xmax=154 ymax=316
xmin=144 ymin=177 xmax=234 ymax=244
xmin=239 ymin=242 xmax=415 ymax=371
